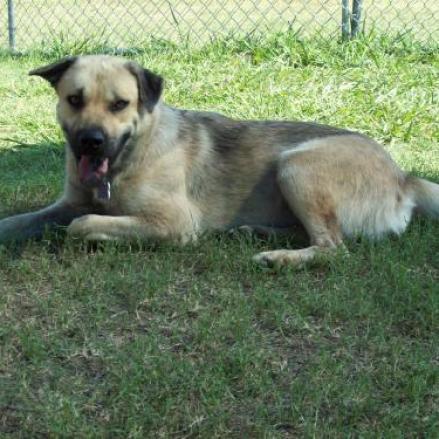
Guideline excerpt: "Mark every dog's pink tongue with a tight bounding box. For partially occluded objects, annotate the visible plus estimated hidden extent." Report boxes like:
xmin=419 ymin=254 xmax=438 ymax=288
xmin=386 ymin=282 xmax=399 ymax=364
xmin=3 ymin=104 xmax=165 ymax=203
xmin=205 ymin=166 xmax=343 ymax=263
xmin=96 ymin=157 xmax=109 ymax=177
xmin=78 ymin=156 xmax=109 ymax=184
xmin=78 ymin=156 xmax=91 ymax=182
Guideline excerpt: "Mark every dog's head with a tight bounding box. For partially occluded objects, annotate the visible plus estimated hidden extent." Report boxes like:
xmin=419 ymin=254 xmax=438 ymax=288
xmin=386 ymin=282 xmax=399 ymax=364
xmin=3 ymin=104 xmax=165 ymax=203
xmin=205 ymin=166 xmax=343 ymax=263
xmin=29 ymin=55 xmax=163 ymax=187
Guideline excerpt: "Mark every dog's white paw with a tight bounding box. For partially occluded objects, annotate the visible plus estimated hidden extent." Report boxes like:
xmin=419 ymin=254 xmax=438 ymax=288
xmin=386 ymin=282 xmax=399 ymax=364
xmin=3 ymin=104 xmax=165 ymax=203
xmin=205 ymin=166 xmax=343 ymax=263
xmin=253 ymin=249 xmax=308 ymax=268
xmin=67 ymin=214 xmax=100 ymax=237
xmin=252 ymin=251 xmax=277 ymax=268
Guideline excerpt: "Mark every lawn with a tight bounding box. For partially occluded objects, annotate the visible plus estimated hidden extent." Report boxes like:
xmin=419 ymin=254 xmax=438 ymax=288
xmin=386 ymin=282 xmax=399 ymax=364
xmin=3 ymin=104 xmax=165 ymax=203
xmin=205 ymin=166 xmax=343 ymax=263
xmin=0 ymin=33 xmax=438 ymax=436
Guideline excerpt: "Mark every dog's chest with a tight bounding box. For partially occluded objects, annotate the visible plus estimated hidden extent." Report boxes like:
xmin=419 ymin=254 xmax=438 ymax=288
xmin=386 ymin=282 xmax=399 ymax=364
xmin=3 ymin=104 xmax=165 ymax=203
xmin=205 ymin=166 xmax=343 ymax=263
xmin=91 ymin=153 xmax=186 ymax=214
xmin=91 ymin=177 xmax=154 ymax=215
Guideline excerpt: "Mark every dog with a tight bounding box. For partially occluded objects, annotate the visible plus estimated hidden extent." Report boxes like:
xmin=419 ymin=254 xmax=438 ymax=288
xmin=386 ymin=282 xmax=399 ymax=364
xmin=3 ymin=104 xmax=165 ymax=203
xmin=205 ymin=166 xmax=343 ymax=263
xmin=0 ymin=55 xmax=437 ymax=267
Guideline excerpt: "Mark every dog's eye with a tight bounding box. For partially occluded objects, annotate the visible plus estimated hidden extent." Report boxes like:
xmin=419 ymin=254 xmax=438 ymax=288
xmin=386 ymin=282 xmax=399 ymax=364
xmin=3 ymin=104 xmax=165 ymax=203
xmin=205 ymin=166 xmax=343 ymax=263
xmin=67 ymin=95 xmax=83 ymax=108
xmin=110 ymin=100 xmax=129 ymax=112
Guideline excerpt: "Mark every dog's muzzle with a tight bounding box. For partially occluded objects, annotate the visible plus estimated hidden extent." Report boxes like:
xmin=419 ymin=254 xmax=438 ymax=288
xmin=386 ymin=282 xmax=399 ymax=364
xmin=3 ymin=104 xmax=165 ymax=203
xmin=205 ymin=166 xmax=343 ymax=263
xmin=70 ymin=127 xmax=132 ymax=190
xmin=73 ymin=128 xmax=110 ymax=187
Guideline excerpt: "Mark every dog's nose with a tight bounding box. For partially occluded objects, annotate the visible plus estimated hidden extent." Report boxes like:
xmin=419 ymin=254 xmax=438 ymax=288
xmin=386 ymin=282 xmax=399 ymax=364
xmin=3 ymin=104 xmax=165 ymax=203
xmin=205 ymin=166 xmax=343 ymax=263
xmin=78 ymin=129 xmax=105 ymax=150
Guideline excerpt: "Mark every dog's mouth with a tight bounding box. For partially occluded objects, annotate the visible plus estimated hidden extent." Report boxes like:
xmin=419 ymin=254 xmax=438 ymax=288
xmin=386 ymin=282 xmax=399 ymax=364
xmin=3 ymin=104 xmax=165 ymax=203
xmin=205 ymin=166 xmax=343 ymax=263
xmin=78 ymin=155 xmax=109 ymax=186
xmin=72 ymin=128 xmax=133 ymax=189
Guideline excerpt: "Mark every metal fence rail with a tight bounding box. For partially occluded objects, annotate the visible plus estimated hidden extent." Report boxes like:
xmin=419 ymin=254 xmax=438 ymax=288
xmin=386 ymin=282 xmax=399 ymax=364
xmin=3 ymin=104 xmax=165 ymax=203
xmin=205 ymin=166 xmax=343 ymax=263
xmin=3 ymin=0 xmax=439 ymax=52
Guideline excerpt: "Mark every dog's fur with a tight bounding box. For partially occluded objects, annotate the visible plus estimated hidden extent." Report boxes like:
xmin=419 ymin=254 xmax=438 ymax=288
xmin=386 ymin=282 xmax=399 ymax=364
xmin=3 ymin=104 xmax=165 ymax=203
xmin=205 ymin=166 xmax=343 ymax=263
xmin=0 ymin=55 xmax=437 ymax=266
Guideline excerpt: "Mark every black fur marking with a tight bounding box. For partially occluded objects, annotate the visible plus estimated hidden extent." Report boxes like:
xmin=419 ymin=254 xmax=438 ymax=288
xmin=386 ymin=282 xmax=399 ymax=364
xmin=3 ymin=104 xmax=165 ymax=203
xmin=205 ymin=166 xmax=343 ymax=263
xmin=125 ymin=62 xmax=163 ymax=112
xmin=108 ymin=129 xmax=136 ymax=178
xmin=29 ymin=56 xmax=77 ymax=87
xmin=182 ymin=112 xmax=353 ymax=159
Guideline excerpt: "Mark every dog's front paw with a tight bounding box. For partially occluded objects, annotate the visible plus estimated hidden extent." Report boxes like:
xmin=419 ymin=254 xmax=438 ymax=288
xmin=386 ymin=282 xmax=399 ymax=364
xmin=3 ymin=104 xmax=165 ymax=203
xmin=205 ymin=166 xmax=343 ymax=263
xmin=67 ymin=215 xmax=117 ymax=241
xmin=253 ymin=251 xmax=279 ymax=268
xmin=67 ymin=215 xmax=99 ymax=238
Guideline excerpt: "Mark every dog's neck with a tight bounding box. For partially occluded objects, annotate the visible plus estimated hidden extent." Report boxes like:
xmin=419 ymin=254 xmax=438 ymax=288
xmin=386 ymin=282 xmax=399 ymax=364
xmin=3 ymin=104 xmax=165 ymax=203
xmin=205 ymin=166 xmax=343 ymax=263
xmin=105 ymin=104 xmax=180 ymax=182
xmin=146 ymin=104 xmax=181 ymax=156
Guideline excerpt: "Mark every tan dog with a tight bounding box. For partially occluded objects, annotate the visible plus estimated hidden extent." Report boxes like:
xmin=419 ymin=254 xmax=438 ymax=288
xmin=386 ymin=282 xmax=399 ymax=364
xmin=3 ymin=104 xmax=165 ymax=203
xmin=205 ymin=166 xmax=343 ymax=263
xmin=0 ymin=55 xmax=437 ymax=266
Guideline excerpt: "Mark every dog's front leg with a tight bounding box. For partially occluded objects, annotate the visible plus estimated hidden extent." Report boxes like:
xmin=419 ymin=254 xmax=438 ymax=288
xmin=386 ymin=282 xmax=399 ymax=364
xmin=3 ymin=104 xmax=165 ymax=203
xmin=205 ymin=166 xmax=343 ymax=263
xmin=0 ymin=201 xmax=93 ymax=245
xmin=67 ymin=213 xmax=198 ymax=245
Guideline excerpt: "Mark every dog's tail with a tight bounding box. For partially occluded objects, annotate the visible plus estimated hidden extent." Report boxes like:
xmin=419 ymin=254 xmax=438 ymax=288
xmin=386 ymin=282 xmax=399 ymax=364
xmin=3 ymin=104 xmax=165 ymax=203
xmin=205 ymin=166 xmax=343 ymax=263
xmin=407 ymin=176 xmax=439 ymax=218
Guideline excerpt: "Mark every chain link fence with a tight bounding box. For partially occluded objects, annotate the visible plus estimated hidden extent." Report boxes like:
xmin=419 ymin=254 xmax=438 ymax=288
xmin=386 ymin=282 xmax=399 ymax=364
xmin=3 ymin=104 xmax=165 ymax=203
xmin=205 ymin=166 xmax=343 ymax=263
xmin=3 ymin=0 xmax=439 ymax=52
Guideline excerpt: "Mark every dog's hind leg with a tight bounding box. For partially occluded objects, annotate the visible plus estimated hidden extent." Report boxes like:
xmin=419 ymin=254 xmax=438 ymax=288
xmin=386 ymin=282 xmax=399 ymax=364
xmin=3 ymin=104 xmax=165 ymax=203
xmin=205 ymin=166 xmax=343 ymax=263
xmin=253 ymin=154 xmax=344 ymax=267
xmin=253 ymin=135 xmax=416 ymax=268
xmin=253 ymin=201 xmax=343 ymax=268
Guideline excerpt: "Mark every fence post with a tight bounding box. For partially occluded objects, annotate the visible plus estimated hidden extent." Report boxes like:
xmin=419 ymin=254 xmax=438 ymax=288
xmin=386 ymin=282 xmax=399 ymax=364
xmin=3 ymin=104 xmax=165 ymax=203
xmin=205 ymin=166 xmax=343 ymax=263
xmin=7 ymin=0 xmax=16 ymax=52
xmin=341 ymin=0 xmax=350 ymax=41
xmin=351 ymin=0 xmax=363 ymax=37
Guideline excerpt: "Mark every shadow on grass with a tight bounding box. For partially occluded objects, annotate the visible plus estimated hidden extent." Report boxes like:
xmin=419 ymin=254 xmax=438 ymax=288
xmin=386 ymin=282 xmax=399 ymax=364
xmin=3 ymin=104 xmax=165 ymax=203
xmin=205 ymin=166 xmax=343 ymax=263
xmin=0 ymin=140 xmax=66 ymax=255
xmin=0 ymin=139 xmax=65 ymax=215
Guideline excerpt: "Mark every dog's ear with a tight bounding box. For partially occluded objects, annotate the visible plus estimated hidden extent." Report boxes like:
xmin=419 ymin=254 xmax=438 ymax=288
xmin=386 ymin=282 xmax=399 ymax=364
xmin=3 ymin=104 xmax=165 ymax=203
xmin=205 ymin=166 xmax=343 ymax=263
xmin=29 ymin=56 xmax=77 ymax=87
xmin=126 ymin=62 xmax=163 ymax=112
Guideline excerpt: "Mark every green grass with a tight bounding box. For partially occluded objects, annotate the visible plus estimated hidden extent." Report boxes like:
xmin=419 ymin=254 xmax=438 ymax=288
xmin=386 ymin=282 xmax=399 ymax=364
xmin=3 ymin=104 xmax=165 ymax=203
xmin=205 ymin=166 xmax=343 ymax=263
xmin=0 ymin=33 xmax=438 ymax=436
